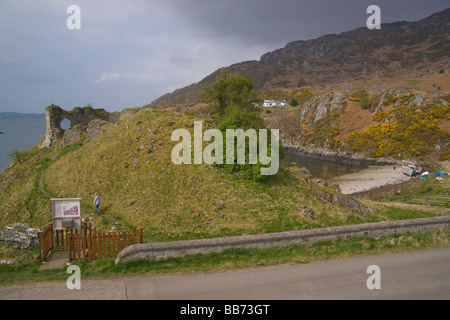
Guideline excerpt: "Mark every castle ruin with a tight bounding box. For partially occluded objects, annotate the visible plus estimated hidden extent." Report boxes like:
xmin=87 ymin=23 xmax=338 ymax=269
xmin=41 ymin=104 xmax=138 ymax=148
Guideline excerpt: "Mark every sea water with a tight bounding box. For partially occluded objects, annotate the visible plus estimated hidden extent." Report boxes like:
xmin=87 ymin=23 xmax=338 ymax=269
xmin=0 ymin=115 xmax=46 ymax=172
xmin=283 ymin=148 xmax=369 ymax=180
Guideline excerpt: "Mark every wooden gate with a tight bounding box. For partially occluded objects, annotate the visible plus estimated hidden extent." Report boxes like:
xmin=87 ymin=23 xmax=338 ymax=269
xmin=39 ymin=223 xmax=53 ymax=262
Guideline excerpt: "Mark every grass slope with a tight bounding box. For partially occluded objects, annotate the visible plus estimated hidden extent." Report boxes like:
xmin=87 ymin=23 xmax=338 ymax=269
xmin=42 ymin=108 xmax=364 ymax=242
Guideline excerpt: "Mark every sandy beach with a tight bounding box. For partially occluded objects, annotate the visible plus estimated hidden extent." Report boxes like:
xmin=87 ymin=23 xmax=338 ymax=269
xmin=329 ymin=165 xmax=412 ymax=195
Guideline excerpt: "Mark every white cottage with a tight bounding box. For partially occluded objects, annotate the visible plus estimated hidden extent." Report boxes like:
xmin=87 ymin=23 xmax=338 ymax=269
xmin=263 ymin=100 xmax=287 ymax=107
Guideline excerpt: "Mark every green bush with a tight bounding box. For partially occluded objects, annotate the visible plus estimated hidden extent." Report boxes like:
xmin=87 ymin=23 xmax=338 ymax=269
xmin=8 ymin=149 xmax=31 ymax=164
xmin=202 ymin=70 xmax=284 ymax=181
xmin=216 ymin=105 xmax=284 ymax=181
xmin=359 ymin=96 xmax=371 ymax=110
xmin=290 ymin=98 xmax=298 ymax=107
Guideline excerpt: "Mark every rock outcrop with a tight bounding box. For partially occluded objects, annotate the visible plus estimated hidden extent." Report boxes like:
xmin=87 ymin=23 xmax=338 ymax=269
xmin=0 ymin=223 xmax=41 ymax=250
xmin=299 ymin=91 xmax=347 ymax=124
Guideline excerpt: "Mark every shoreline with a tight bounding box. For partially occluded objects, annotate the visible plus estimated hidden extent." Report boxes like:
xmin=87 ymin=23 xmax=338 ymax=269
xmin=282 ymin=145 xmax=418 ymax=196
xmin=283 ymin=145 xmax=397 ymax=166
xmin=328 ymin=165 xmax=412 ymax=195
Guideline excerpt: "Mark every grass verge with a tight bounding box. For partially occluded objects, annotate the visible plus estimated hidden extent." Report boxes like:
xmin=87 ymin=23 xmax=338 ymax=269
xmin=0 ymin=229 xmax=448 ymax=287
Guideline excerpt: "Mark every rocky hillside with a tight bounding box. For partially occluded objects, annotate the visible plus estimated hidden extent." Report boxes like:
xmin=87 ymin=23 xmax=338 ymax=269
xmin=263 ymin=87 xmax=449 ymax=161
xmin=150 ymin=8 xmax=450 ymax=106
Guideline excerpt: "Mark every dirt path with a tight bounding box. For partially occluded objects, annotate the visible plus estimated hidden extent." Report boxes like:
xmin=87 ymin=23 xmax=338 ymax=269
xmin=38 ymin=167 xmax=127 ymax=231
xmin=38 ymin=169 xmax=52 ymax=199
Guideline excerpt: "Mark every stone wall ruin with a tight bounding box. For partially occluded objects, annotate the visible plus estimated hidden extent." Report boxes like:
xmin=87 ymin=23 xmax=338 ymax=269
xmin=41 ymin=105 xmax=139 ymax=148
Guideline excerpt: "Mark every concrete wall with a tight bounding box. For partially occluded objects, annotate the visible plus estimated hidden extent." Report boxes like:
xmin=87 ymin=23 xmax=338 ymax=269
xmin=115 ymin=215 xmax=450 ymax=264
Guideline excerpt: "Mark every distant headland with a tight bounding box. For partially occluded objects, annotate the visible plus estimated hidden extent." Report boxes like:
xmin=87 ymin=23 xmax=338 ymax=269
xmin=0 ymin=112 xmax=45 ymax=118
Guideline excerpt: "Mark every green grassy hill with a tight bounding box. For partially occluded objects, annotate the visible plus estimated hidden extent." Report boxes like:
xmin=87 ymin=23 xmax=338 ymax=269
xmin=1 ymin=108 xmax=376 ymax=243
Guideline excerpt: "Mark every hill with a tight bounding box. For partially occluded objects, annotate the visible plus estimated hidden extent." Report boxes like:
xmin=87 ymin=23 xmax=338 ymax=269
xmin=1 ymin=108 xmax=383 ymax=242
xmin=150 ymin=8 xmax=450 ymax=106
xmin=263 ymin=87 xmax=450 ymax=161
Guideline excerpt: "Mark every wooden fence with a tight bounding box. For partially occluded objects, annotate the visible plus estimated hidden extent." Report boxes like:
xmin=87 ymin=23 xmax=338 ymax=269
xmin=67 ymin=226 xmax=143 ymax=263
xmin=39 ymin=222 xmax=143 ymax=263
xmin=39 ymin=223 xmax=53 ymax=262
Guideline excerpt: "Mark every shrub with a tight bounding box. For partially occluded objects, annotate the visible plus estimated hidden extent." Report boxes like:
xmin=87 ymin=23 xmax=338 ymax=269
xmin=8 ymin=149 xmax=31 ymax=164
xmin=372 ymin=111 xmax=390 ymax=122
xmin=290 ymin=98 xmax=298 ymax=107
xmin=351 ymin=89 xmax=368 ymax=102
xmin=359 ymin=96 xmax=371 ymax=110
xmin=345 ymin=103 xmax=449 ymax=158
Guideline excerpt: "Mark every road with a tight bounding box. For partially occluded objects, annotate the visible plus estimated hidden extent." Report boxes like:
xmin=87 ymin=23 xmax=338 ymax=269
xmin=1 ymin=247 xmax=449 ymax=300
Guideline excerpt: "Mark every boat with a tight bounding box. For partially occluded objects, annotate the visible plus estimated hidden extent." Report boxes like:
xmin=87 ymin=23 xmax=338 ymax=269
xmin=402 ymin=160 xmax=421 ymax=176
xmin=0 ymin=130 xmax=3 ymax=134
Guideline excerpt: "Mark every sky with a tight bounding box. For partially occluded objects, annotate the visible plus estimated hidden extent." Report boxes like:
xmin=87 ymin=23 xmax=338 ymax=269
xmin=0 ymin=0 xmax=448 ymax=114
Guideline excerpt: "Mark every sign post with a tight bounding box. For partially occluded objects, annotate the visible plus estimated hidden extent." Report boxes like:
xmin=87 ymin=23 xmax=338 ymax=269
xmin=51 ymin=198 xmax=82 ymax=231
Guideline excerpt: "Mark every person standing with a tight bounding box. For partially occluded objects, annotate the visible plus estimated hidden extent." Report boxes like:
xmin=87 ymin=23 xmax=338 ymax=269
xmin=93 ymin=193 xmax=101 ymax=213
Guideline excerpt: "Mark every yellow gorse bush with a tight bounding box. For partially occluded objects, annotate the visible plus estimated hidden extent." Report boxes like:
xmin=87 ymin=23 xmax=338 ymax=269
xmin=346 ymin=103 xmax=449 ymax=158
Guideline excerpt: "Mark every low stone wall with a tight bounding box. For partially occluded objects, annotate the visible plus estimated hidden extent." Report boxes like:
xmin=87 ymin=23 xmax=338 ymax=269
xmin=115 ymin=216 xmax=450 ymax=264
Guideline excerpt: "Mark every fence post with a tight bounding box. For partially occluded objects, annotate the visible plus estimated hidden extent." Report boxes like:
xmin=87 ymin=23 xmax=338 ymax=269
xmin=39 ymin=230 xmax=45 ymax=262
xmin=87 ymin=231 xmax=92 ymax=261
xmin=110 ymin=232 xmax=114 ymax=257
xmin=76 ymin=231 xmax=81 ymax=260
xmin=67 ymin=233 xmax=72 ymax=264
xmin=102 ymin=231 xmax=106 ymax=259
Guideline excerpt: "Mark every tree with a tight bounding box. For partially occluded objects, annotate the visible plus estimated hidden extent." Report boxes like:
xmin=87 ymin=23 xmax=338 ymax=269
xmin=290 ymin=98 xmax=298 ymax=107
xmin=201 ymin=69 xmax=257 ymax=119
xmin=200 ymin=69 xmax=284 ymax=181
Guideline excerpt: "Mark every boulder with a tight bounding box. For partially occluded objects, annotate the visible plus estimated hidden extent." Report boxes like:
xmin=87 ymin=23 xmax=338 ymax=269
xmin=0 ymin=223 xmax=41 ymax=250
xmin=296 ymin=205 xmax=315 ymax=219
xmin=333 ymin=193 xmax=368 ymax=217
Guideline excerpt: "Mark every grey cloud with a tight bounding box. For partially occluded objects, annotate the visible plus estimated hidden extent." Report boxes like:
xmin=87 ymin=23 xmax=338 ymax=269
xmin=158 ymin=0 xmax=450 ymax=47
xmin=1 ymin=0 xmax=449 ymax=113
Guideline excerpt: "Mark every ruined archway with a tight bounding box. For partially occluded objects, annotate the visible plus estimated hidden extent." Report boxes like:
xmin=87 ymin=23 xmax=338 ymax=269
xmin=60 ymin=118 xmax=72 ymax=131
xmin=41 ymin=105 xmax=111 ymax=148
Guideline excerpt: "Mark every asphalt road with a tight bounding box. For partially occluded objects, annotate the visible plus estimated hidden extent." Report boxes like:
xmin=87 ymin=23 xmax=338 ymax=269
xmin=1 ymin=247 xmax=449 ymax=300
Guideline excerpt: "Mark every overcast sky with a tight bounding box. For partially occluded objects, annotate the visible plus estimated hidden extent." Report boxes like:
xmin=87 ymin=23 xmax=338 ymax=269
xmin=0 ymin=0 xmax=448 ymax=113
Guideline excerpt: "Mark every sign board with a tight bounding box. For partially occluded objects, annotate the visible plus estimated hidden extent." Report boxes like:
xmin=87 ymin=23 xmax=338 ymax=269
xmin=51 ymin=198 xmax=82 ymax=230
